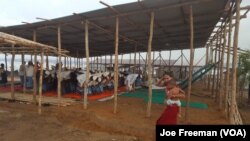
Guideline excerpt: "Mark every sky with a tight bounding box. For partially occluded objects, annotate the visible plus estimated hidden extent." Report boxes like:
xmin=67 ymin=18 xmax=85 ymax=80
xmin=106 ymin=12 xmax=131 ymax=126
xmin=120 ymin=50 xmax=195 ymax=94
xmin=0 ymin=0 xmax=250 ymax=70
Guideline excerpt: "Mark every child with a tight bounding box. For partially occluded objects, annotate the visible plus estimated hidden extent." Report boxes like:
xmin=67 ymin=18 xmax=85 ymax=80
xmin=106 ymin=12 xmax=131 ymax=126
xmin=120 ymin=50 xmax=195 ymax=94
xmin=164 ymin=79 xmax=185 ymax=117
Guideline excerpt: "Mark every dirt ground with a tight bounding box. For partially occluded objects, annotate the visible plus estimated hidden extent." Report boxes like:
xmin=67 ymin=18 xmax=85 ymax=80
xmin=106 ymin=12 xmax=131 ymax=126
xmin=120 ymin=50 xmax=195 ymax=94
xmin=0 ymin=83 xmax=232 ymax=141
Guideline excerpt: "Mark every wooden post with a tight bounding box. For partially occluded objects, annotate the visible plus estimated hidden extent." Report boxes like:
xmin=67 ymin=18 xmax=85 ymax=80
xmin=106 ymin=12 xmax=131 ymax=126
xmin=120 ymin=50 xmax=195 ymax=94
xmin=230 ymin=0 xmax=240 ymax=124
xmin=225 ymin=8 xmax=232 ymax=118
xmin=97 ymin=56 xmax=99 ymax=70
xmin=84 ymin=20 xmax=90 ymax=109
xmin=185 ymin=6 xmax=194 ymax=123
xmin=219 ymin=26 xmax=227 ymax=110
xmin=32 ymin=29 xmax=37 ymax=104
xmin=114 ymin=17 xmax=119 ymax=114
xmin=10 ymin=44 xmax=15 ymax=100
xmin=146 ymin=12 xmax=154 ymax=117
xmin=57 ymin=25 xmax=62 ymax=106
xmin=38 ymin=50 xmax=44 ymax=114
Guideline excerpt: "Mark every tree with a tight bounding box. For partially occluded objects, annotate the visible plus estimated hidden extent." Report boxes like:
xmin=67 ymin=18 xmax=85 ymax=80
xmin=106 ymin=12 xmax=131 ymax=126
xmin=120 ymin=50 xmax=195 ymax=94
xmin=237 ymin=50 xmax=250 ymax=104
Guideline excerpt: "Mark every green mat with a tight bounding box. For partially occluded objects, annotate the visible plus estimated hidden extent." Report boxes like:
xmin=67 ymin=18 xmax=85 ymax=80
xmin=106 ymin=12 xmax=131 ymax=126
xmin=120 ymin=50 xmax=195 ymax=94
xmin=122 ymin=89 xmax=208 ymax=109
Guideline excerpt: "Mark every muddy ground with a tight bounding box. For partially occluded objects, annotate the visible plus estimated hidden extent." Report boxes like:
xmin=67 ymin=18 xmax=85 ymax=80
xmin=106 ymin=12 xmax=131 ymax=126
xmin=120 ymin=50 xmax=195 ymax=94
xmin=0 ymin=83 xmax=236 ymax=141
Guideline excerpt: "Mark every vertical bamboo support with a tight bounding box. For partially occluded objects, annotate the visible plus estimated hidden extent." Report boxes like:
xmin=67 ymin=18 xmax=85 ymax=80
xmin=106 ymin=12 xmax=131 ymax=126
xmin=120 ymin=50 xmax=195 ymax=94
xmin=105 ymin=55 xmax=107 ymax=71
xmin=4 ymin=53 xmax=7 ymax=71
xmin=139 ymin=52 xmax=141 ymax=69
xmin=38 ymin=50 xmax=44 ymax=115
xmin=216 ymin=30 xmax=222 ymax=102
xmin=146 ymin=12 xmax=154 ymax=117
xmin=70 ymin=57 xmax=72 ymax=69
xmin=110 ymin=54 xmax=113 ymax=68
xmin=11 ymin=44 xmax=15 ymax=100
xmin=57 ymin=25 xmax=62 ymax=106
xmin=33 ymin=52 xmax=37 ymax=103
xmin=84 ymin=20 xmax=90 ymax=109
xmin=46 ymin=52 xmax=49 ymax=70
xmin=230 ymin=0 xmax=240 ymax=124
xmin=168 ymin=50 xmax=172 ymax=71
xmin=134 ymin=45 xmax=137 ymax=73
xmin=33 ymin=30 xmax=37 ymax=103
xmin=225 ymin=8 xmax=232 ymax=117
xmin=129 ymin=53 xmax=132 ymax=67
xmin=152 ymin=51 xmax=155 ymax=77
xmin=219 ymin=26 xmax=227 ymax=110
xmin=114 ymin=17 xmax=119 ymax=114
xmin=205 ymin=45 xmax=209 ymax=87
xmin=185 ymin=6 xmax=194 ymax=123
xmin=22 ymin=53 xmax=26 ymax=94
xmin=64 ymin=56 xmax=66 ymax=69
xmin=180 ymin=50 xmax=183 ymax=79
xmin=212 ymin=36 xmax=219 ymax=97
xmin=121 ymin=54 xmax=123 ymax=65
xmin=207 ymin=46 xmax=213 ymax=90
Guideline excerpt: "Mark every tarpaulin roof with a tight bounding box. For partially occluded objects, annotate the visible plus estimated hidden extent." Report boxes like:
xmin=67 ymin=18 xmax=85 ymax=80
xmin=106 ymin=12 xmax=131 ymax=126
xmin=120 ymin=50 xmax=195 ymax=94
xmin=0 ymin=0 xmax=229 ymax=57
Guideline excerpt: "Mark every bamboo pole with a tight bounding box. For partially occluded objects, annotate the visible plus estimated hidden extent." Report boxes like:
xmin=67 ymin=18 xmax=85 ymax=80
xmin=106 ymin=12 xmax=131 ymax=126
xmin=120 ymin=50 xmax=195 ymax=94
xmin=33 ymin=30 xmax=37 ymax=104
xmin=205 ymin=45 xmax=209 ymax=87
xmin=84 ymin=20 xmax=90 ymax=109
xmin=134 ymin=45 xmax=137 ymax=73
xmin=146 ymin=12 xmax=154 ymax=117
xmin=219 ymin=27 xmax=227 ymax=110
xmin=121 ymin=54 xmax=123 ymax=65
xmin=168 ymin=50 xmax=172 ymax=71
xmin=114 ymin=17 xmax=119 ymax=114
xmin=230 ymin=0 xmax=240 ymax=124
xmin=207 ymin=46 xmax=213 ymax=90
xmin=152 ymin=51 xmax=155 ymax=77
xmin=215 ymin=30 xmax=222 ymax=103
xmin=4 ymin=53 xmax=7 ymax=72
xmin=22 ymin=53 xmax=26 ymax=94
xmin=38 ymin=50 xmax=44 ymax=115
xmin=64 ymin=56 xmax=66 ymax=70
xmin=185 ymin=6 xmax=194 ymax=123
xmin=46 ymin=52 xmax=49 ymax=70
xmin=212 ymin=36 xmax=219 ymax=97
xmin=180 ymin=50 xmax=183 ymax=79
xmin=105 ymin=55 xmax=107 ymax=71
xmin=70 ymin=57 xmax=72 ymax=69
xmin=57 ymin=25 xmax=62 ymax=106
xmin=225 ymin=8 xmax=232 ymax=118
xmin=10 ymin=44 xmax=15 ymax=100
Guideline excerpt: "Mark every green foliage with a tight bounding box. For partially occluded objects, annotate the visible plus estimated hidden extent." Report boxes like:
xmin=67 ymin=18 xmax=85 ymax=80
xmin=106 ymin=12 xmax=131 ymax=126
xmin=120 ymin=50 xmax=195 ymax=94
xmin=238 ymin=50 xmax=250 ymax=86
